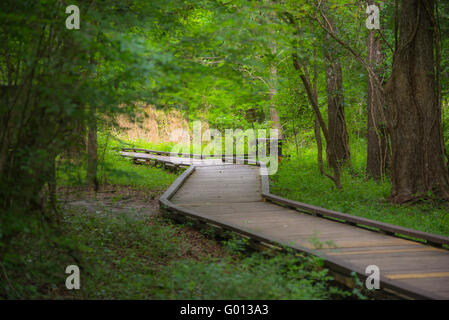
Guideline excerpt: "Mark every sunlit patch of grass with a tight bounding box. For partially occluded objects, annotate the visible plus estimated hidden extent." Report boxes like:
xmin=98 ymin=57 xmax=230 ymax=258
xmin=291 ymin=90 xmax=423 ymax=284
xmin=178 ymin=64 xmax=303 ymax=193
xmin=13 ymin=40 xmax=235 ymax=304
xmin=57 ymin=133 xmax=179 ymax=192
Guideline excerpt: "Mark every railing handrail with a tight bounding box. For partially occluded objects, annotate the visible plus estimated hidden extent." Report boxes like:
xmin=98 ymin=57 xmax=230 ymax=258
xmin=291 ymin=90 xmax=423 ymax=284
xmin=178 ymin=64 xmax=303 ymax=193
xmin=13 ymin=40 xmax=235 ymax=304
xmin=257 ymin=162 xmax=449 ymax=247
xmin=121 ymin=147 xmax=256 ymax=159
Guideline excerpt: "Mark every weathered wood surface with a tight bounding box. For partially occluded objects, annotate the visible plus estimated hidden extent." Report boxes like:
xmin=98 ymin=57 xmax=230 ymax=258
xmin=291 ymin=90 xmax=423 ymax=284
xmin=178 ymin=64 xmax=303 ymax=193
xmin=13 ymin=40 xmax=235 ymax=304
xmin=120 ymin=151 xmax=226 ymax=166
xmin=120 ymin=150 xmax=449 ymax=299
xmin=169 ymin=164 xmax=449 ymax=299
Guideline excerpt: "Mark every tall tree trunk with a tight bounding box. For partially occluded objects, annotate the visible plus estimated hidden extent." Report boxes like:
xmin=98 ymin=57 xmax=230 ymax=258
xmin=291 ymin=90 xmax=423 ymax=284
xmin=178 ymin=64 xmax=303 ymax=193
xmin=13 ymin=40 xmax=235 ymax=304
xmin=312 ymin=57 xmax=324 ymax=175
xmin=269 ymin=44 xmax=282 ymax=140
xmin=87 ymin=105 xmax=98 ymax=190
xmin=292 ymin=56 xmax=342 ymax=189
xmin=270 ymin=105 xmax=282 ymax=138
xmin=366 ymin=4 xmax=390 ymax=180
xmin=70 ymin=118 xmax=86 ymax=157
xmin=314 ymin=117 xmax=324 ymax=175
xmin=286 ymin=11 xmax=342 ymax=189
xmin=47 ymin=153 xmax=57 ymax=212
xmin=268 ymin=80 xmax=282 ymax=140
xmin=293 ymin=124 xmax=300 ymax=161
xmin=323 ymin=24 xmax=351 ymax=168
xmin=384 ymin=0 xmax=449 ymax=203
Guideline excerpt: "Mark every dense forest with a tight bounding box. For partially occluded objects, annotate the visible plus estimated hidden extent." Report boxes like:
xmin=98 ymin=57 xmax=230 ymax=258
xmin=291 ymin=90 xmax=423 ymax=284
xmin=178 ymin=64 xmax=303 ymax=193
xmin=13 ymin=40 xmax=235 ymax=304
xmin=1 ymin=0 xmax=449 ymax=300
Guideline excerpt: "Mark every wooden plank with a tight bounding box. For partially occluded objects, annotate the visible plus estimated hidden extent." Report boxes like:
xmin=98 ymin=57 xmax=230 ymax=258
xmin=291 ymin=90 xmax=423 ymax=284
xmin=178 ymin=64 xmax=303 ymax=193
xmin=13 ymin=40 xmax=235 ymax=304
xmin=181 ymin=202 xmax=286 ymax=214
xmin=293 ymin=239 xmax=414 ymax=250
xmin=394 ymin=278 xmax=449 ymax=294
xmin=340 ymin=255 xmax=449 ymax=273
xmin=173 ymin=186 xmax=260 ymax=193
xmin=159 ymin=166 xmax=196 ymax=201
xmin=386 ymin=272 xmax=449 ymax=280
xmin=326 ymin=247 xmax=442 ymax=256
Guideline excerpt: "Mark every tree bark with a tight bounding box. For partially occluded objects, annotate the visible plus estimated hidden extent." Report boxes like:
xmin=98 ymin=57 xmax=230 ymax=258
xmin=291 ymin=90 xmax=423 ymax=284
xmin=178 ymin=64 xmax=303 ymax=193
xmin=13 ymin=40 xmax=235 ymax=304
xmin=314 ymin=117 xmax=324 ymax=175
xmin=311 ymin=57 xmax=324 ymax=175
xmin=285 ymin=10 xmax=342 ymax=189
xmin=384 ymin=0 xmax=449 ymax=203
xmin=270 ymin=105 xmax=282 ymax=138
xmin=323 ymin=24 xmax=351 ymax=168
xmin=268 ymin=44 xmax=282 ymax=140
xmin=87 ymin=105 xmax=98 ymax=190
xmin=292 ymin=56 xmax=342 ymax=189
xmin=366 ymin=4 xmax=390 ymax=180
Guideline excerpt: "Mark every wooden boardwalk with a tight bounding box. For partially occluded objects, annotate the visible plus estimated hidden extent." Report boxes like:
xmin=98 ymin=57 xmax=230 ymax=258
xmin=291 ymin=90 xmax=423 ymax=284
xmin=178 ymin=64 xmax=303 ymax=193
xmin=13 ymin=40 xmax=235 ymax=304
xmin=120 ymin=151 xmax=226 ymax=166
xmin=122 ymin=149 xmax=449 ymax=299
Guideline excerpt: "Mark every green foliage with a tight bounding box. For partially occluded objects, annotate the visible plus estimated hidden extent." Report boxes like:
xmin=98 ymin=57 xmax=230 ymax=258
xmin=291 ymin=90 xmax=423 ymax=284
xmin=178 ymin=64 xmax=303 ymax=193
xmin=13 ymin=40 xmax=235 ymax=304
xmin=1 ymin=189 xmax=350 ymax=299
xmin=271 ymin=144 xmax=449 ymax=237
xmin=222 ymin=233 xmax=250 ymax=255
xmin=154 ymin=253 xmax=347 ymax=300
xmin=0 ymin=0 xmax=193 ymax=263
xmin=57 ymin=132 xmax=178 ymax=191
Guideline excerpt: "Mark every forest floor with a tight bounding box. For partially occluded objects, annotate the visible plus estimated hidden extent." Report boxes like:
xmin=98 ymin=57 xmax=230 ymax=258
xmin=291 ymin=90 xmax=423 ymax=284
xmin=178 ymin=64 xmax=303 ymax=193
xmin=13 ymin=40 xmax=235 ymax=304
xmin=60 ymin=184 xmax=226 ymax=260
xmin=42 ymin=183 xmax=356 ymax=299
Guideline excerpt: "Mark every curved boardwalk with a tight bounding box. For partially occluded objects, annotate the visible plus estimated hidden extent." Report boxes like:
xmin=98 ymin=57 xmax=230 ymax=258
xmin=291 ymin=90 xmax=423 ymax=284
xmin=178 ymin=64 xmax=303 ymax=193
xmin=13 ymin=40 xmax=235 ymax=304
xmin=122 ymin=149 xmax=449 ymax=299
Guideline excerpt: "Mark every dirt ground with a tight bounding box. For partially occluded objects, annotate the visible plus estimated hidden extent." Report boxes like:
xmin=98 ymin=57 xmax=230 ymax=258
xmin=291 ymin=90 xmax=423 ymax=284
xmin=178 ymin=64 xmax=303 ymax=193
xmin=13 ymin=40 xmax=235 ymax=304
xmin=59 ymin=184 xmax=160 ymax=220
xmin=58 ymin=185 xmax=228 ymax=260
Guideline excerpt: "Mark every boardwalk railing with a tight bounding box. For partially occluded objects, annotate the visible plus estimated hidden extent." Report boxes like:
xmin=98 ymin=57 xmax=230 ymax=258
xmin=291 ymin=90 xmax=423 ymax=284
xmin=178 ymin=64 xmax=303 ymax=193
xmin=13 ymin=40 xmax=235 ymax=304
xmin=121 ymin=147 xmax=255 ymax=160
xmin=259 ymin=164 xmax=449 ymax=248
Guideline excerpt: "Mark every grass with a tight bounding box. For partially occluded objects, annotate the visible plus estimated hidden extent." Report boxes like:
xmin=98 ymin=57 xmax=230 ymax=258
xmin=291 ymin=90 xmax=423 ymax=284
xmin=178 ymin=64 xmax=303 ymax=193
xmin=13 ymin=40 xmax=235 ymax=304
xmin=271 ymin=140 xmax=449 ymax=238
xmin=57 ymin=133 xmax=179 ymax=192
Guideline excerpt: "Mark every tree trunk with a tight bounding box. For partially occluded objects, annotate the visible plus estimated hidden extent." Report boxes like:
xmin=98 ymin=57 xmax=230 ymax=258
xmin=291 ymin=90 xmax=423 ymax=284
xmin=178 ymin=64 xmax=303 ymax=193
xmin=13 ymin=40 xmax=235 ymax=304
xmin=366 ymin=6 xmax=390 ymax=180
xmin=293 ymin=124 xmax=299 ymax=160
xmin=287 ymin=11 xmax=342 ymax=189
xmin=270 ymin=105 xmax=282 ymax=138
xmin=384 ymin=0 xmax=449 ymax=203
xmin=268 ymin=44 xmax=282 ymax=140
xmin=292 ymin=56 xmax=342 ymax=189
xmin=71 ymin=118 xmax=86 ymax=157
xmin=47 ymin=153 xmax=57 ymax=212
xmin=323 ymin=26 xmax=350 ymax=168
xmin=314 ymin=117 xmax=324 ymax=175
xmin=87 ymin=105 xmax=98 ymax=190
